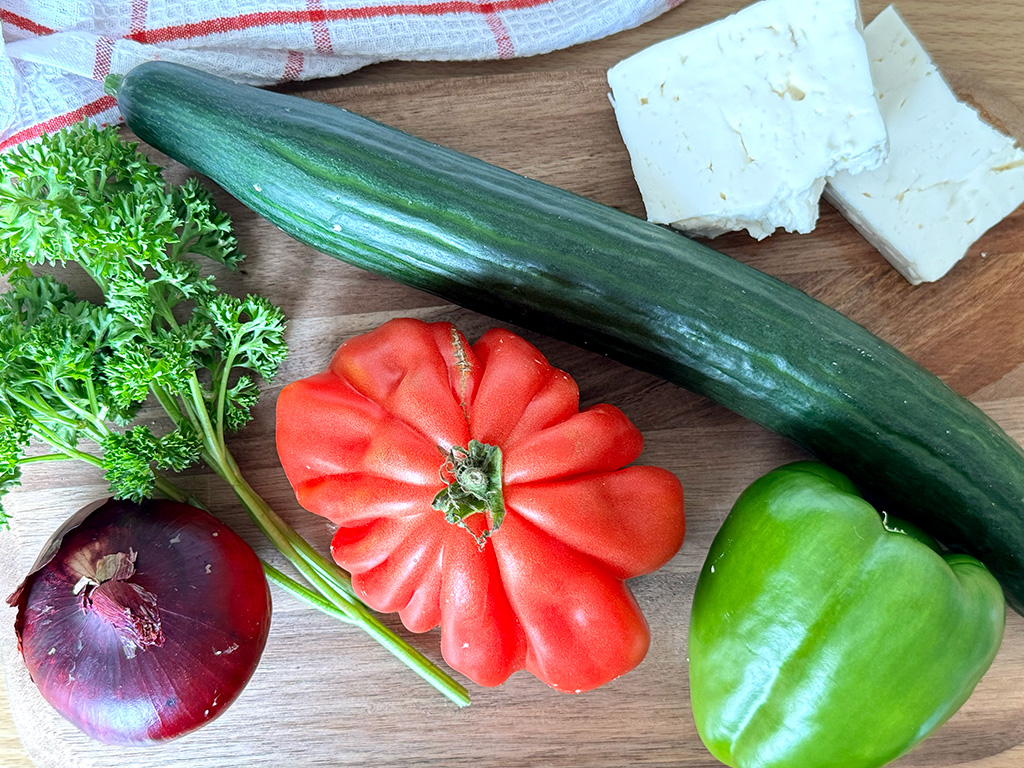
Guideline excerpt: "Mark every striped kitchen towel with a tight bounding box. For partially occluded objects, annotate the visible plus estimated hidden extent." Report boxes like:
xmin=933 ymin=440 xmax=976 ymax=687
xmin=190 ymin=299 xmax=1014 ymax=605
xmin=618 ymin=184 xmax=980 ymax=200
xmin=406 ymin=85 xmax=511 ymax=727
xmin=0 ymin=0 xmax=684 ymax=151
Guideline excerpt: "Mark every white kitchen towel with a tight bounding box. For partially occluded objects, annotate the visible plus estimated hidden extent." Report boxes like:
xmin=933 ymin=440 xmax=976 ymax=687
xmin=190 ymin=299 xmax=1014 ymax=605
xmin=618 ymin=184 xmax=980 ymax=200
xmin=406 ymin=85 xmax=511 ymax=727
xmin=0 ymin=0 xmax=684 ymax=150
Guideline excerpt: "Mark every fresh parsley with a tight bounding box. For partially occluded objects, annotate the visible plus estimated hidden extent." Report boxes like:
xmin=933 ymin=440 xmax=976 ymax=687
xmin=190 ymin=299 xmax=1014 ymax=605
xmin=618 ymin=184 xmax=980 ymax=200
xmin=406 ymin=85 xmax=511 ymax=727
xmin=0 ymin=123 xmax=468 ymax=706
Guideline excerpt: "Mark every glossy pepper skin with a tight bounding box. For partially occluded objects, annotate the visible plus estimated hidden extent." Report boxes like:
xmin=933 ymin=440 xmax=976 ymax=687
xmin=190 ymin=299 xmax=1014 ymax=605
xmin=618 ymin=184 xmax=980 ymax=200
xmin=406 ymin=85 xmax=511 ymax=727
xmin=276 ymin=318 xmax=685 ymax=692
xmin=690 ymin=462 xmax=1004 ymax=768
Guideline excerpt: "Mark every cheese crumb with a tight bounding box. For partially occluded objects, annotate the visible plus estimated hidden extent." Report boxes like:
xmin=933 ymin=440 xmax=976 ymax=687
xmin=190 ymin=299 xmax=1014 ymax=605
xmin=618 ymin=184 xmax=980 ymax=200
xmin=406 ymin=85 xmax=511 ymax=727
xmin=825 ymin=6 xmax=1024 ymax=283
xmin=607 ymin=0 xmax=887 ymax=240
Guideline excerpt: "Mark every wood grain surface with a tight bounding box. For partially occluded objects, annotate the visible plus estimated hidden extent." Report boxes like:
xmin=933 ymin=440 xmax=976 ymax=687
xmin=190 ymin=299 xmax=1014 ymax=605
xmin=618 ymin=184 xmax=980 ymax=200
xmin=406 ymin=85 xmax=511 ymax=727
xmin=2 ymin=0 xmax=1024 ymax=766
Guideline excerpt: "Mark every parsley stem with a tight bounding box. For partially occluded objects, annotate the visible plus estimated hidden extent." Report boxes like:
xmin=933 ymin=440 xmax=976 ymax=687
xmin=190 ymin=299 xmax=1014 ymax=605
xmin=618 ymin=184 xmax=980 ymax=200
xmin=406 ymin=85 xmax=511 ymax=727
xmin=260 ymin=562 xmax=358 ymax=625
xmin=8 ymin=390 xmax=94 ymax=434
xmin=229 ymin=469 xmax=470 ymax=707
xmin=149 ymin=474 xmax=366 ymax=631
xmin=153 ymin=474 xmax=189 ymax=504
xmin=219 ymin=446 xmax=357 ymax=596
xmin=214 ymin=340 xmax=241 ymax=456
xmin=154 ymin=381 xmax=425 ymax=689
xmin=187 ymin=375 xmax=222 ymax=455
xmin=49 ymin=388 xmax=109 ymax=435
xmin=151 ymin=384 xmax=194 ymax=433
xmin=174 ymin=372 xmax=468 ymax=704
xmin=170 ymin=221 xmax=195 ymax=261
xmin=25 ymin=420 xmax=104 ymax=468
xmin=19 ymin=453 xmax=81 ymax=464
xmin=201 ymin=435 xmax=469 ymax=707
xmin=211 ymin=455 xmax=356 ymax=604
xmin=83 ymin=377 xmax=102 ymax=421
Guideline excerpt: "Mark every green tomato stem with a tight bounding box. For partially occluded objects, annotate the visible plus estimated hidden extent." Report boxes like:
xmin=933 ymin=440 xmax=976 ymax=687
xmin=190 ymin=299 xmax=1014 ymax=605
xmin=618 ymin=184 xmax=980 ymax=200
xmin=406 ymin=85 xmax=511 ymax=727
xmin=432 ymin=440 xmax=506 ymax=549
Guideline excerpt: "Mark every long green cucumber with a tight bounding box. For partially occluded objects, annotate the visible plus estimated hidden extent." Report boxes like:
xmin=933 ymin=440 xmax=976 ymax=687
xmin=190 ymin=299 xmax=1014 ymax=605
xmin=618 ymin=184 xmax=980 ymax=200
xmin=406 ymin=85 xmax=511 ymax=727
xmin=108 ymin=62 xmax=1024 ymax=609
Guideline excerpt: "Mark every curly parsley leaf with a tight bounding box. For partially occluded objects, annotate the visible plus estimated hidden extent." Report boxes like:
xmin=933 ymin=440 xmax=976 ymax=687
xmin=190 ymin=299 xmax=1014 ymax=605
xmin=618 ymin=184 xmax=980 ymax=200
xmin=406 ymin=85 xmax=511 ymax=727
xmin=0 ymin=122 xmax=287 ymax=514
xmin=0 ymin=414 xmax=30 ymax=526
xmin=100 ymin=425 xmax=202 ymax=501
xmin=203 ymin=293 xmax=288 ymax=381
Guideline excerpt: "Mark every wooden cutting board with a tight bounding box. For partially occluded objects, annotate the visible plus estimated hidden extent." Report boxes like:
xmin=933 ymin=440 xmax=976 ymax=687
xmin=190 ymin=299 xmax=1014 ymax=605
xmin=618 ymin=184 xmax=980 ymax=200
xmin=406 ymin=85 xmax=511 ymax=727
xmin=3 ymin=1 xmax=1024 ymax=766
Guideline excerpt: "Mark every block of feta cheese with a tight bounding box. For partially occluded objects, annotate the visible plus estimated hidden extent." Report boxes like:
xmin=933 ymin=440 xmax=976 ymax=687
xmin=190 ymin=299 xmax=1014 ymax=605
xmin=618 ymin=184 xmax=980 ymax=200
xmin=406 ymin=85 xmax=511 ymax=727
xmin=825 ymin=6 xmax=1024 ymax=284
xmin=607 ymin=0 xmax=888 ymax=240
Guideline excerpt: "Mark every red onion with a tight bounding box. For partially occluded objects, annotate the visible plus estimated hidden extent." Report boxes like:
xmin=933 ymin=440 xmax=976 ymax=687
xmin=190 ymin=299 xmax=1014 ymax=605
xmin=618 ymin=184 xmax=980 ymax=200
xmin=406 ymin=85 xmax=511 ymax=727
xmin=7 ymin=498 xmax=272 ymax=745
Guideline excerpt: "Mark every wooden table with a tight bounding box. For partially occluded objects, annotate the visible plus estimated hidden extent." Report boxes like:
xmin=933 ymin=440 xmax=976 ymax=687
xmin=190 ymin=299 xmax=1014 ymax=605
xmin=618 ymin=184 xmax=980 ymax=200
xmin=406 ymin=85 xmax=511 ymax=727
xmin=2 ymin=0 xmax=1024 ymax=765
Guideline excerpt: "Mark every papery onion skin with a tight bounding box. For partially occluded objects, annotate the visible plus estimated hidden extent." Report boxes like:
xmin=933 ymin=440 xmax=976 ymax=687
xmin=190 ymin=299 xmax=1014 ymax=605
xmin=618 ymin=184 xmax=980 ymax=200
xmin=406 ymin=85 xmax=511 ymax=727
xmin=8 ymin=498 xmax=272 ymax=746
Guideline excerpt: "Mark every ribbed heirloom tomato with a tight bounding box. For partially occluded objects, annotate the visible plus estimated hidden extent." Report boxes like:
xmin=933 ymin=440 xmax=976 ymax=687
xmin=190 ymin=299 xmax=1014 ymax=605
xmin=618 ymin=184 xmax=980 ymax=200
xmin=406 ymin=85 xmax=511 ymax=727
xmin=275 ymin=318 xmax=685 ymax=691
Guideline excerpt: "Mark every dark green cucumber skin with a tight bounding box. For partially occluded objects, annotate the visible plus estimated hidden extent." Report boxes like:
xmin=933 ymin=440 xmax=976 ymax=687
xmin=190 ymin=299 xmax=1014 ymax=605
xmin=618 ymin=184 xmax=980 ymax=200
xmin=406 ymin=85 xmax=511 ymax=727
xmin=115 ymin=61 xmax=1024 ymax=609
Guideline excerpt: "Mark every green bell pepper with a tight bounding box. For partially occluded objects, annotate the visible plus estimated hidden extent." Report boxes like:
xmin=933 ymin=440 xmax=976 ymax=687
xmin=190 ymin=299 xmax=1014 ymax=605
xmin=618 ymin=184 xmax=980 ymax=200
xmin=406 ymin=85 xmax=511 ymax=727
xmin=689 ymin=462 xmax=1005 ymax=768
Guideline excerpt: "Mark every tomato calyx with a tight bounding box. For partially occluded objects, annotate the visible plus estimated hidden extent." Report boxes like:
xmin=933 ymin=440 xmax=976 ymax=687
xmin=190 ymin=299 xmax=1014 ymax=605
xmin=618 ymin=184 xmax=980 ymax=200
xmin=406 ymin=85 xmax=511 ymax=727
xmin=432 ymin=439 xmax=506 ymax=550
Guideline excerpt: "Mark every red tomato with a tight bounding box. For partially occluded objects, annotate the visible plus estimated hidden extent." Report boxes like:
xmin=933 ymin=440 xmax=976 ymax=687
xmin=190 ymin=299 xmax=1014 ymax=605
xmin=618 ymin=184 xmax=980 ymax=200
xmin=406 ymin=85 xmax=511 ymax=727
xmin=276 ymin=318 xmax=685 ymax=692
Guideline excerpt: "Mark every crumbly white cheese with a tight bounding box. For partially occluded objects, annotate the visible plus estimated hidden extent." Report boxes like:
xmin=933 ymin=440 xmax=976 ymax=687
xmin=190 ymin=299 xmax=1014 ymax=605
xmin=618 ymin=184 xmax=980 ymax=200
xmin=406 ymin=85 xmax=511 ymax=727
xmin=607 ymin=0 xmax=888 ymax=240
xmin=825 ymin=6 xmax=1024 ymax=284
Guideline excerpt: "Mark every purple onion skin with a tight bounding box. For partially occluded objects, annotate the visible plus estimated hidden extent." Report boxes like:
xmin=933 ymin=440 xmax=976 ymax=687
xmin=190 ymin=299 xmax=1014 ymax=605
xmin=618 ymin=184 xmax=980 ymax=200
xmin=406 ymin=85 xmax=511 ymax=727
xmin=8 ymin=498 xmax=272 ymax=746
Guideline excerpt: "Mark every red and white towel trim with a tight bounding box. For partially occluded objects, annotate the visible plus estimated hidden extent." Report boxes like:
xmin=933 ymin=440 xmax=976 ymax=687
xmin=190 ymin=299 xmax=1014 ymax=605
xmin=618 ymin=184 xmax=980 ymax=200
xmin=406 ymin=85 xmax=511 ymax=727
xmin=0 ymin=0 xmax=682 ymax=151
